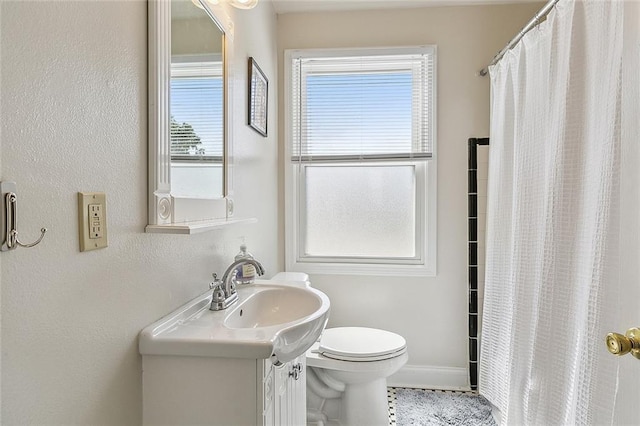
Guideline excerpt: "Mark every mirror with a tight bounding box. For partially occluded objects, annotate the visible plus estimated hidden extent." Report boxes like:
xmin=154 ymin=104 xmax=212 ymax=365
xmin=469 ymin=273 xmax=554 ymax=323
xmin=170 ymin=0 xmax=224 ymax=199
xmin=147 ymin=0 xmax=234 ymax=232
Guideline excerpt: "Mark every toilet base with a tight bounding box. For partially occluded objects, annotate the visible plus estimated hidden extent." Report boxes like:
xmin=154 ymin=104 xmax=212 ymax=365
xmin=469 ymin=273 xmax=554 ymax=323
xmin=340 ymin=378 xmax=390 ymax=426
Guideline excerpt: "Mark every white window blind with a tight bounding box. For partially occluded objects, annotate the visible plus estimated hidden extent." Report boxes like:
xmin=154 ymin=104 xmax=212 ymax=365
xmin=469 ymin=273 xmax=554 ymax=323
xmin=170 ymin=61 xmax=223 ymax=161
xmin=291 ymin=49 xmax=435 ymax=163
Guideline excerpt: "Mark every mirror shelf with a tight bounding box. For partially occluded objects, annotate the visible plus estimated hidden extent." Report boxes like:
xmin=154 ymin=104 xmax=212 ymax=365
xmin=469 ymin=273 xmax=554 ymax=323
xmin=146 ymin=217 xmax=257 ymax=235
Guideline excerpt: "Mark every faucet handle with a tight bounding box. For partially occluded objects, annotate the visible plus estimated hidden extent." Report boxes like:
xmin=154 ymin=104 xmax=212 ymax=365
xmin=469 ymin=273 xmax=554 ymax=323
xmin=209 ymin=273 xmax=221 ymax=289
xmin=210 ymin=273 xmax=225 ymax=303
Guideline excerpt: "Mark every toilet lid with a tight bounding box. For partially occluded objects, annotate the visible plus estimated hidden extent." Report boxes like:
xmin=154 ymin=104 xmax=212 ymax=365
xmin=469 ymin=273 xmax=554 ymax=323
xmin=318 ymin=327 xmax=406 ymax=361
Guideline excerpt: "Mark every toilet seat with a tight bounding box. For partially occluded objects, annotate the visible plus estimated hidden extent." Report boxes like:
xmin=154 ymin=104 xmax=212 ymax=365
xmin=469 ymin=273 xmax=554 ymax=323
xmin=317 ymin=327 xmax=406 ymax=362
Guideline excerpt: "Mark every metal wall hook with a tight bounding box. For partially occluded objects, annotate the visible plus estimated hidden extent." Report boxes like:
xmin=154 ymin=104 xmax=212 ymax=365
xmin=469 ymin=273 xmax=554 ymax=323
xmin=9 ymin=227 xmax=47 ymax=249
xmin=1 ymin=182 xmax=47 ymax=251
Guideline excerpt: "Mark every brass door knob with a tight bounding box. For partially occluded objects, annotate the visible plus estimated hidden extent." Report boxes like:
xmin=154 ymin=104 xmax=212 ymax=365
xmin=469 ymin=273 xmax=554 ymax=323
xmin=606 ymin=327 xmax=640 ymax=359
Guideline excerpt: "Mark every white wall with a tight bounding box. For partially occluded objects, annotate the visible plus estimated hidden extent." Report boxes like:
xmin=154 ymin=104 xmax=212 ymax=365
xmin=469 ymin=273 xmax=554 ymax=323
xmin=0 ymin=1 xmax=278 ymax=424
xmin=277 ymin=3 xmax=541 ymax=388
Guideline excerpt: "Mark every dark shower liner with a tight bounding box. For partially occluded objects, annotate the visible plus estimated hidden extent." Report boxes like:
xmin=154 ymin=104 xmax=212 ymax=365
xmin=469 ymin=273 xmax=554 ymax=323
xmin=467 ymin=137 xmax=489 ymax=391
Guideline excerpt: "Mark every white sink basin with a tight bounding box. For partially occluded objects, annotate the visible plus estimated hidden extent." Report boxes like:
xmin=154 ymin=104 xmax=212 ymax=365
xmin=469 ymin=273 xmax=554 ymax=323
xmin=139 ymin=276 xmax=330 ymax=364
xmin=225 ymin=286 xmax=322 ymax=329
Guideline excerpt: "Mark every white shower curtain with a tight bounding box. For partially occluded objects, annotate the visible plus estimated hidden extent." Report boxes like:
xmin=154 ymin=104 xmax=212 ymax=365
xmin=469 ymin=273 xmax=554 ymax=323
xmin=480 ymin=1 xmax=639 ymax=424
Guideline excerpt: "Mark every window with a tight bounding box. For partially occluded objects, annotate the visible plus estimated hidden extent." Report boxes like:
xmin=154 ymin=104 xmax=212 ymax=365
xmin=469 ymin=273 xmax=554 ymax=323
xmin=285 ymin=47 xmax=437 ymax=276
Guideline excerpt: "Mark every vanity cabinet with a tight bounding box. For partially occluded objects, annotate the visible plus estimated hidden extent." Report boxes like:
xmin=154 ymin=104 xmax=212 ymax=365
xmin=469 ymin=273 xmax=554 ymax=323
xmin=142 ymin=354 xmax=306 ymax=425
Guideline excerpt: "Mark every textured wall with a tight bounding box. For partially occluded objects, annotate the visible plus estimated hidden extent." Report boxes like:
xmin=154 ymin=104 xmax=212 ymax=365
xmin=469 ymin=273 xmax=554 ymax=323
xmin=0 ymin=1 xmax=278 ymax=424
xmin=277 ymin=3 xmax=542 ymax=387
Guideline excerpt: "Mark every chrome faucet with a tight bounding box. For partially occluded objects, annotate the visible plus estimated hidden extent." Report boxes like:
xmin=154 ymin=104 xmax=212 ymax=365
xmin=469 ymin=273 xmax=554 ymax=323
xmin=210 ymin=258 xmax=265 ymax=311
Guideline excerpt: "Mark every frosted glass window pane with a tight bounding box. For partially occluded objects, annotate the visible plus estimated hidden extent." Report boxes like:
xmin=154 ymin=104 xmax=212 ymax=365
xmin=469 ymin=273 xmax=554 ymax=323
xmin=171 ymin=163 xmax=223 ymax=198
xmin=304 ymin=165 xmax=415 ymax=258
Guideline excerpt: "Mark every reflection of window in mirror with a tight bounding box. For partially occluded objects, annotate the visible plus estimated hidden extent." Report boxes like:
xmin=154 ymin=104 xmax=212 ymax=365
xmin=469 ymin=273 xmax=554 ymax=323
xmin=171 ymin=0 xmax=224 ymax=200
xmin=170 ymin=59 xmax=223 ymax=198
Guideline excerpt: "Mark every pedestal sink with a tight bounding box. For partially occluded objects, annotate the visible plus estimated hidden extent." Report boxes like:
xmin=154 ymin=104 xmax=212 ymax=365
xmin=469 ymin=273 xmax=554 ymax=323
xmin=139 ymin=274 xmax=330 ymax=364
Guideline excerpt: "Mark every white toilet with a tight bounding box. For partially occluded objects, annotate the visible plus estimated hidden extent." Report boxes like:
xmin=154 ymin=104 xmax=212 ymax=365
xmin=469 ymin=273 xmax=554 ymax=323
xmin=267 ymin=272 xmax=408 ymax=425
xmin=306 ymin=326 xmax=408 ymax=426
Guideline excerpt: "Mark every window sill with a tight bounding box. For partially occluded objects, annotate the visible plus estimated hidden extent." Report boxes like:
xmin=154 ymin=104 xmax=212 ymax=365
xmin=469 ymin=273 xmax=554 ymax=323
xmin=287 ymin=260 xmax=435 ymax=277
xmin=145 ymin=217 xmax=257 ymax=235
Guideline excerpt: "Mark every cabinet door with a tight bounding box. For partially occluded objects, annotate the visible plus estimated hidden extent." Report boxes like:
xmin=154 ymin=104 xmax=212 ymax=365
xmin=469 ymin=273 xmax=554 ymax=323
xmin=272 ymin=356 xmax=306 ymax=426
xmin=290 ymin=356 xmax=306 ymax=426
xmin=274 ymin=362 xmax=291 ymax=425
xmin=260 ymin=360 xmax=275 ymax=426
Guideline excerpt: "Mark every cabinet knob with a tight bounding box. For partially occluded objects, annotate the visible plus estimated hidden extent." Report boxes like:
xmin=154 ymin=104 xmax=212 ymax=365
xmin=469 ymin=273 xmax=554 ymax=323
xmin=606 ymin=327 xmax=640 ymax=359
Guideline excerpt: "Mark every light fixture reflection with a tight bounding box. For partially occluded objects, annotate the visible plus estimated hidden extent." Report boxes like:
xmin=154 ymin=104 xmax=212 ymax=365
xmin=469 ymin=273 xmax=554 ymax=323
xmin=192 ymin=0 xmax=258 ymax=9
xmin=228 ymin=0 xmax=258 ymax=9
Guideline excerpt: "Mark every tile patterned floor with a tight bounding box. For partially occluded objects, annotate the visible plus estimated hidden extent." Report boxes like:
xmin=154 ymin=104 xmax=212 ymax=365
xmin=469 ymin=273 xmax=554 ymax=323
xmin=387 ymin=387 xmax=479 ymax=426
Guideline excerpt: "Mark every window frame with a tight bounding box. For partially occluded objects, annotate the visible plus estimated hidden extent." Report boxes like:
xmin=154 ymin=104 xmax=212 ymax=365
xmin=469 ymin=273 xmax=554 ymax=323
xmin=284 ymin=47 xmax=437 ymax=277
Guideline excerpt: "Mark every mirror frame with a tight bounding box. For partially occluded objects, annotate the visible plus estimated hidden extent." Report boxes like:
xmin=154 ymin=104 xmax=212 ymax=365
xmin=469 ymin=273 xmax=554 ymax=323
xmin=147 ymin=0 xmax=236 ymax=233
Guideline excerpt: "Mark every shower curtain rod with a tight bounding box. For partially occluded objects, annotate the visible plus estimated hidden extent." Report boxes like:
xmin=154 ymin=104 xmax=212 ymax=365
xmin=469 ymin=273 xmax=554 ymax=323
xmin=478 ymin=0 xmax=560 ymax=76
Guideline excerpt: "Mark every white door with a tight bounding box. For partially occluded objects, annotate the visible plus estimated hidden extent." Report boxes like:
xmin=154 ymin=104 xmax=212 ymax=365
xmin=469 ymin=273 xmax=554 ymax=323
xmin=613 ymin=1 xmax=640 ymax=422
xmin=610 ymin=203 xmax=640 ymax=424
xmin=612 ymin=292 xmax=640 ymax=424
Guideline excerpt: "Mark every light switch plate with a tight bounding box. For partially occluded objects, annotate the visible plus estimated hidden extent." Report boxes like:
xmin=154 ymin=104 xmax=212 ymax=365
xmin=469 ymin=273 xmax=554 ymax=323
xmin=78 ymin=192 xmax=108 ymax=252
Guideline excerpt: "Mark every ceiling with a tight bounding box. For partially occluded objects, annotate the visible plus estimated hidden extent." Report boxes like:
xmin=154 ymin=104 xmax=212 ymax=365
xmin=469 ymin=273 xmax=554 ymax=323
xmin=271 ymin=0 xmax=540 ymax=14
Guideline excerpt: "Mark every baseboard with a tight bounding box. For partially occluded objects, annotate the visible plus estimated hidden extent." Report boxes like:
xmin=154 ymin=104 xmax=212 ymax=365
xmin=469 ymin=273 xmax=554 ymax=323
xmin=387 ymin=365 xmax=470 ymax=391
